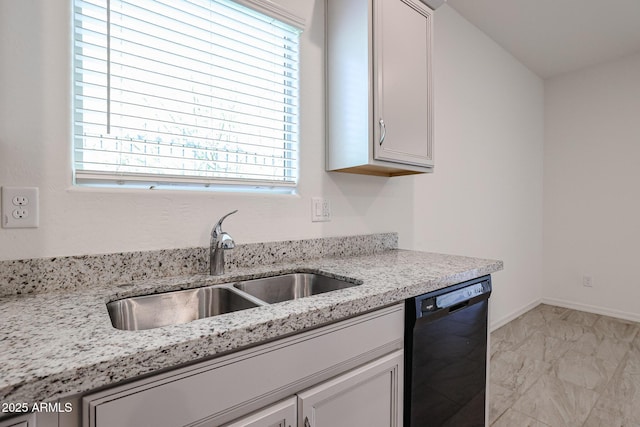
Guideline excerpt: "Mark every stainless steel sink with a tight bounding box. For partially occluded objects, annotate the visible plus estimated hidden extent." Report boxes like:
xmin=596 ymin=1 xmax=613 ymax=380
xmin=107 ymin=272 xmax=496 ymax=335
xmin=107 ymin=287 xmax=260 ymax=331
xmin=107 ymin=273 xmax=360 ymax=331
xmin=233 ymin=273 xmax=360 ymax=304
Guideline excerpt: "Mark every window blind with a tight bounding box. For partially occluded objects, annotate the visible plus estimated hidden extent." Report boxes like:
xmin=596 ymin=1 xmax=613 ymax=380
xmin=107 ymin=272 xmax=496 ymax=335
xmin=72 ymin=0 xmax=302 ymax=191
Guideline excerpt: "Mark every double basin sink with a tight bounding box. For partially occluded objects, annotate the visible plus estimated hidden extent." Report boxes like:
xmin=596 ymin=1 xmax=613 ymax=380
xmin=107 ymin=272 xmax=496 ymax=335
xmin=107 ymin=273 xmax=360 ymax=331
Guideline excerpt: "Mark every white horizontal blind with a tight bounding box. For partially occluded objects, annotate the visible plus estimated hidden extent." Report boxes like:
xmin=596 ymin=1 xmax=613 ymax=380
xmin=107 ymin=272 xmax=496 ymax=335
xmin=73 ymin=0 xmax=301 ymax=190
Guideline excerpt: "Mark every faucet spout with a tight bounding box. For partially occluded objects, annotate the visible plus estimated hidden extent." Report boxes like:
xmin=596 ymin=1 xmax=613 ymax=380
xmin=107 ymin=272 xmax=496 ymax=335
xmin=210 ymin=210 xmax=238 ymax=275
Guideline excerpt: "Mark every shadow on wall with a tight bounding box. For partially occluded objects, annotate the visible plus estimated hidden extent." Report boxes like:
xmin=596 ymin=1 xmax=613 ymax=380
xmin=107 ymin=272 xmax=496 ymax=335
xmin=325 ymin=171 xmax=416 ymax=248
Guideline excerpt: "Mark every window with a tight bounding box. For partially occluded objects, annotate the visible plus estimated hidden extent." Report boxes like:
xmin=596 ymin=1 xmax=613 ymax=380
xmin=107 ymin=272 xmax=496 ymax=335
xmin=72 ymin=0 xmax=303 ymax=192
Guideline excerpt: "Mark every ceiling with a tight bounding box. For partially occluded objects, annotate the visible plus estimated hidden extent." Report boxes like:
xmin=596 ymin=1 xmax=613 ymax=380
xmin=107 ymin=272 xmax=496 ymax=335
xmin=446 ymin=0 xmax=640 ymax=78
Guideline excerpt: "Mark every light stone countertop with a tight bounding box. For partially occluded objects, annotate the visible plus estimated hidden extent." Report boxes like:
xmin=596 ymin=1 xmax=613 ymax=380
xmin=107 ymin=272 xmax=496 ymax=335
xmin=0 ymin=247 xmax=502 ymax=406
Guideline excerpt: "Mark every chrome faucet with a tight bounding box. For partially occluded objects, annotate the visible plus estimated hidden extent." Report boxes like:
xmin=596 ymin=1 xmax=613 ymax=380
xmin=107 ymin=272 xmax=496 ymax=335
xmin=210 ymin=210 xmax=237 ymax=275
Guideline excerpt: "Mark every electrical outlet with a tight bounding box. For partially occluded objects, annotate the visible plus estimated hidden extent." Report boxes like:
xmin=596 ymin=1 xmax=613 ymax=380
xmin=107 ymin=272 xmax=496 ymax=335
xmin=12 ymin=195 xmax=29 ymax=206
xmin=12 ymin=209 xmax=29 ymax=219
xmin=582 ymin=275 xmax=593 ymax=288
xmin=311 ymin=197 xmax=331 ymax=222
xmin=2 ymin=187 xmax=39 ymax=228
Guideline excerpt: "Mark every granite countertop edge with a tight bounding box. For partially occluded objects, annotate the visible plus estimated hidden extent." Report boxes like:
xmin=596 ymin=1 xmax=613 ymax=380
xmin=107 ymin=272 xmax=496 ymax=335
xmin=0 ymin=249 xmax=503 ymax=405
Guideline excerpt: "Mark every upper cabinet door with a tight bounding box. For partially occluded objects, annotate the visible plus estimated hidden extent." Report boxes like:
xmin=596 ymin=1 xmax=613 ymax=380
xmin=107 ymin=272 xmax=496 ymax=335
xmin=326 ymin=0 xmax=434 ymax=176
xmin=373 ymin=0 xmax=433 ymax=167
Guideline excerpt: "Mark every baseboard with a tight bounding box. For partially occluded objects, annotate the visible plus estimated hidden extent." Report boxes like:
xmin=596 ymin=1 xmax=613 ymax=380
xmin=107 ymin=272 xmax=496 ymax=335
xmin=489 ymin=299 xmax=542 ymax=332
xmin=541 ymin=297 xmax=640 ymax=323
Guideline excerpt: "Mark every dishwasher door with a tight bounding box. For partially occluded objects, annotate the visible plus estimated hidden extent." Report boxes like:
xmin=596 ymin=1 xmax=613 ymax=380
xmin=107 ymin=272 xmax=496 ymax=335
xmin=404 ymin=275 xmax=492 ymax=427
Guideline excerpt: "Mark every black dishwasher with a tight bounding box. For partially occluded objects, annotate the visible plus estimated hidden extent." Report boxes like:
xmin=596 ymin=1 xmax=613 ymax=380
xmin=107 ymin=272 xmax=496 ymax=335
xmin=404 ymin=275 xmax=492 ymax=427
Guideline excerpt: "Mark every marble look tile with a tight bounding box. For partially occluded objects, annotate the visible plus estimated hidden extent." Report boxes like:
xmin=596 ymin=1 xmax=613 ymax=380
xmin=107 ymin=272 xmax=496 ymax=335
xmin=623 ymin=347 xmax=640 ymax=375
xmin=515 ymin=331 xmax=573 ymax=363
xmin=515 ymin=309 xmax=550 ymax=329
xmin=492 ymin=409 xmax=549 ymax=427
xmin=589 ymin=344 xmax=640 ymax=424
xmin=513 ymin=374 xmax=600 ymax=427
xmin=491 ymin=316 xmax=547 ymax=353
xmin=489 ymin=382 xmax=519 ymax=425
xmin=490 ymin=333 xmax=514 ymax=358
xmin=529 ymin=303 xmax=569 ymax=323
xmin=595 ymin=394 xmax=640 ymax=426
xmin=544 ymin=319 xmax=588 ymax=342
xmin=592 ymin=316 xmax=640 ymax=343
xmin=491 ymin=350 xmax=551 ymax=395
xmin=600 ymin=352 xmax=640 ymax=406
xmin=633 ymin=330 xmax=640 ymax=351
xmin=489 ymin=306 xmax=640 ymax=427
xmin=560 ymin=310 xmax=600 ymax=327
xmin=552 ymin=349 xmax=618 ymax=392
xmin=583 ymin=405 xmax=634 ymax=427
xmin=570 ymin=330 xmax=631 ymax=365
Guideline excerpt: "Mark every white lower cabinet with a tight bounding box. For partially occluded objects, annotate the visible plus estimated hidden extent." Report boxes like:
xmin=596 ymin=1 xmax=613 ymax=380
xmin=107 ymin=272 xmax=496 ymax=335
xmin=224 ymin=351 xmax=403 ymax=427
xmin=0 ymin=414 xmax=31 ymax=427
xmin=222 ymin=398 xmax=297 ymax=427
xmin=298 ymin=351 xmax=403 ymax=427
xmin=0 ymin=412 xmax=57 ymax=427
xmin=80 ymin=304 xmax=404 ymax=427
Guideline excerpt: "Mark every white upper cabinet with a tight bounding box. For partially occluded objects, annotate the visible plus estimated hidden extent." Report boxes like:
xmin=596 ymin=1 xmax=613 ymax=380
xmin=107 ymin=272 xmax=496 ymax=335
xmin=326 ymin=0 xmax=434 ymax=177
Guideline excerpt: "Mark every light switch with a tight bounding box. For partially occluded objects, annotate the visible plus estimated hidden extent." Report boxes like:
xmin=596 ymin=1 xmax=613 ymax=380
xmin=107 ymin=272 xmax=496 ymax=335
xmin=311 ymin=197 xmax=331 ymax=222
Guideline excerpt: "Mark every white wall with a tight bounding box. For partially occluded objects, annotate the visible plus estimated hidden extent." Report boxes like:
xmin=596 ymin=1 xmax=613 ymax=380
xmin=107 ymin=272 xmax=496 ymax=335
xmin=414 ymin=5 xmax=545 ymax=327
xmin=0 ymin=0 xmax=413 ymax=260
xmin=543 ymin=52 xmax=640 ymax=321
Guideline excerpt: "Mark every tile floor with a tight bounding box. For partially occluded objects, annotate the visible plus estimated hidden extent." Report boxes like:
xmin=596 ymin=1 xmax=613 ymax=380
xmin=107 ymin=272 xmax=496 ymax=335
xmin=489 ymin=304 xmax=640 ymax=427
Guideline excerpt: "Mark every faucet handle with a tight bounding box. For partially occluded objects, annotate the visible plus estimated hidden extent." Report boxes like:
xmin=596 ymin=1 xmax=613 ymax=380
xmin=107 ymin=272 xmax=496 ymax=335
xmin=212 ymin=210 xmax=238 ymax=235
xmin=219 ymin=232 xmax=235 ymax=249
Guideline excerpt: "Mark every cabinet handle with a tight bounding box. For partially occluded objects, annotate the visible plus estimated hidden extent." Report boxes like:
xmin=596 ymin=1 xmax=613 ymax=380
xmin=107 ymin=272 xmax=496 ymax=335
xmin=379 ymin=118 xmax=386 ymax=145
xmin=304 ymin=416 xmax=311 ymax=427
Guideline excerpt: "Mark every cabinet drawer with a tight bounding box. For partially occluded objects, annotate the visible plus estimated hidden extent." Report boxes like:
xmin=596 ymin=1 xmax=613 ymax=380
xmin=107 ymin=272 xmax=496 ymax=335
xmin=83 ymin=304 xmax=403 ymax=427
xmin=221 ymin=397 xmax=296 ymax=427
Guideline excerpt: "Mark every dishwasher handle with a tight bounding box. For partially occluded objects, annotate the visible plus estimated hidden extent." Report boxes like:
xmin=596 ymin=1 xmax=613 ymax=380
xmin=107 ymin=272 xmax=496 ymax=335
xmin=416 ymin=293 xmax=489 ymax=325
xmin=414 ymin=278 xmax=492 ymax=320
xmin=447 ymin=299 xmax=471 ymax=313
